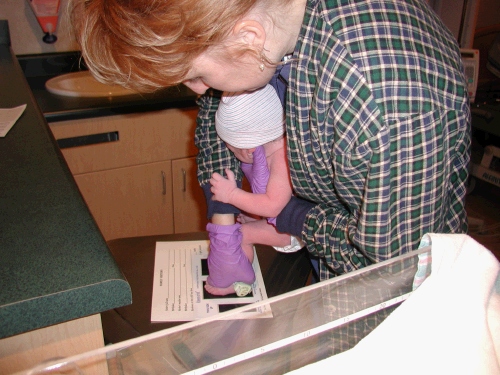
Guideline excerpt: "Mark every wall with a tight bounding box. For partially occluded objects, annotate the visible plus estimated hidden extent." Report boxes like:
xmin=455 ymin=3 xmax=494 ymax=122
xmin=472 ymin=0 xmax=500 ymax=84
xmin=476 ymin=0 xmax=500 ymax=30
xmin=0 ymin=0 xmax=78 ymax=56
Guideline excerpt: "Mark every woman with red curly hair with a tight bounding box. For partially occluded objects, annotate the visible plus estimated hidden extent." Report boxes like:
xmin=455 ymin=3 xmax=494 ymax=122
xmin=69 ymin=0 xmax=470 ymax=284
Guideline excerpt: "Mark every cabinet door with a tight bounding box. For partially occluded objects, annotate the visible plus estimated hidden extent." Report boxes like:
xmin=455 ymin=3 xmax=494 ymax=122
xmin=172 ymin=157 xmax=207 ymax=234
xmin=49 ymin=108 xmax=198 ymax=175
xmin=74 ymin=161 xmax=174 ymax=241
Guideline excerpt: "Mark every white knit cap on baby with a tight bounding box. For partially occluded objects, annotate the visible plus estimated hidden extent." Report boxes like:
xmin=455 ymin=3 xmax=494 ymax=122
xmin=215 ymin=84 xmax=285 ymax=148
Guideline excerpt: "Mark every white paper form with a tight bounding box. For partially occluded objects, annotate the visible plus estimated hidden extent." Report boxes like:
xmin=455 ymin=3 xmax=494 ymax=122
xmin=0 ymin=104 xmax=26 ymax=137
xmin=151 ymin=240 xmax=272 ymax=322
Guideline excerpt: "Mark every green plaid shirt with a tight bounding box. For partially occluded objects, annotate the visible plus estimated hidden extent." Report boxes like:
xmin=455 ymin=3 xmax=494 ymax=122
xmin=195 ymin=0 xmax=470 ymax=280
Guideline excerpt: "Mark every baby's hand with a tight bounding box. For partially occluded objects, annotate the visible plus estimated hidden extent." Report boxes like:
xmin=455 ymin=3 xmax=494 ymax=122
xmin=210 ymin=169 xmax=237 ymax=203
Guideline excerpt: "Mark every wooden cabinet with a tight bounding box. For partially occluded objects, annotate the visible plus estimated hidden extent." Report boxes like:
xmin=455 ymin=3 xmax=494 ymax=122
xmin=73 ymin=161 xmax=174 ymax=240
xmin=49 ymin=108 xmax=206 ymax=241
xmin=172 ymin=157 xmax=207 ymax=234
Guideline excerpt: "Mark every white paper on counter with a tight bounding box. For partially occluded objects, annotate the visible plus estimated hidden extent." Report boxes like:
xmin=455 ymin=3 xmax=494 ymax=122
xmin=0 ymin=104 xmax=27 ymax=137
xmin=151 ymin=240 xmax=272 ymax=322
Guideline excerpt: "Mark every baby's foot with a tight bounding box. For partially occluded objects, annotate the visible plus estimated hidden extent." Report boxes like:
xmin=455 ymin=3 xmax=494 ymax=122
xmin=205 ymin=282 xmax=252 ymax=296
xmin=206 ymin=223 xmax=256 ymax=291
xmin=204 ymin=283 xmax=237 ymax=296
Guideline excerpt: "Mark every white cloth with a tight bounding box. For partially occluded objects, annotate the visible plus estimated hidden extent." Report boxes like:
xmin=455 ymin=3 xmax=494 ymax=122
xmin=288 ymin=233 xmax=500 ymax=374
xmin=215 ymin=84 xmax=285 ymax=148
xmin=273 ymin=235 xmax=305 ymax=253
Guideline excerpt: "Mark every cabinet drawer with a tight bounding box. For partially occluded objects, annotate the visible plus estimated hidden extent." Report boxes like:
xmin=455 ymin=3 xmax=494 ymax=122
xmin=49 ymin=108 xmax=198 ymax=175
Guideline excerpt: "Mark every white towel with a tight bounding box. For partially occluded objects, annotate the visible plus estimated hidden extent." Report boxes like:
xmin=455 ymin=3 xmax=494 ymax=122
xmin=288 ymin=233 xmax=500 ymax=374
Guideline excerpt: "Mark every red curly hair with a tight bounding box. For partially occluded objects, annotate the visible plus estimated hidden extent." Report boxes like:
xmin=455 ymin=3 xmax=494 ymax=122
xmin=69 ymin=0 xmax=262 ymax=92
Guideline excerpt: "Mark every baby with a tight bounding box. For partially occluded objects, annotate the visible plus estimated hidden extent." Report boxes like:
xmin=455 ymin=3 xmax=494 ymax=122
xmin=206 ymin=84 xmax=303 ymax=296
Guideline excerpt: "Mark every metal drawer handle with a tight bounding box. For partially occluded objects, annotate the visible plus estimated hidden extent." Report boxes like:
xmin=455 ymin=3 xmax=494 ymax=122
xmin=182 ymin=168 xmax=187 ymax=192
xmin=57 ymin=131 xmax=119 ymax=149
xmin=161 ymin=171 xmax=167 ymax=195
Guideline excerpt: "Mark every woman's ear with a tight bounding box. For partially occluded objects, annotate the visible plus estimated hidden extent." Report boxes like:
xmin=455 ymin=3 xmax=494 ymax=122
xmin=232 ymin=20 xmax=266 ymax=49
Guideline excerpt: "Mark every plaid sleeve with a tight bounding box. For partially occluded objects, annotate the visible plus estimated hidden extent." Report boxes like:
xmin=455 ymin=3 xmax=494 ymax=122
xmin=194 ymin=90 xmax=243 ymax=186
xmin=287 ymin=0 xmax=470 ymax=280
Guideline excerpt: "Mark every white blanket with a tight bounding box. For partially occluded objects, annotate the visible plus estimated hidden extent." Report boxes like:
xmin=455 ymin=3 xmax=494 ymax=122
xmin=288 ymin=233 xmax=500 ymax=374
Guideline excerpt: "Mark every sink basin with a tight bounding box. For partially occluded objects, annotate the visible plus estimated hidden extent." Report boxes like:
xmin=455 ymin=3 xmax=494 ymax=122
xmin=45 ymin=71 xmax=137 ymax=97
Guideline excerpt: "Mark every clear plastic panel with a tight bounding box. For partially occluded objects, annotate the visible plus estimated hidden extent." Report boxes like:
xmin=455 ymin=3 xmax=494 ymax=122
xmin=24 ymin=246 xmax=431 ymax=375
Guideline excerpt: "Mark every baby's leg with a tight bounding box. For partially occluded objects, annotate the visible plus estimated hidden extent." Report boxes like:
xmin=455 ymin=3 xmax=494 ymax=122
xmin=205 ymin=223 xmax=255 ymax=296
xmin=206 ymin=220 xmax=285 ymax=296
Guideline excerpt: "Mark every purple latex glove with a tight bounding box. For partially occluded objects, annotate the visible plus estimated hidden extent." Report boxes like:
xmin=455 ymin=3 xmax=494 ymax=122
xmin=267 ymin=217 xmax=277 ymax=226
xmin=206 ymin=223 xmax=256 ymax=288
xmin=240 ymin=145 xmax=270 ymax=194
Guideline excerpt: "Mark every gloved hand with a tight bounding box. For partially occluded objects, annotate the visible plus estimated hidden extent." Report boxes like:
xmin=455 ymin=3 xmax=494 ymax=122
xmin=206 ymin=223 xmax=256 ymax=288
xmin=240 ymin=145 xmax=269 ymax=194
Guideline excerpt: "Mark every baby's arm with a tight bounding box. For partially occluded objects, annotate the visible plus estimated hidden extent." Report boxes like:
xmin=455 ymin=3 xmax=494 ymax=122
xmin=210 ymin=146 xmax=291 ymax=218
xmin=240 ymin=219 xmax=292 ymax=249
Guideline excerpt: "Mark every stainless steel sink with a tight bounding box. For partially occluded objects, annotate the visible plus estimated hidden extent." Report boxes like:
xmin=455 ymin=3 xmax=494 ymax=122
xmin=45 ymin=71 xmax=136 ymax=97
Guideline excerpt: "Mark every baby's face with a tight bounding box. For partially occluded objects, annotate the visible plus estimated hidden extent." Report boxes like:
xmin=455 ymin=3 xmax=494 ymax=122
xmin=226 ymin=143 xmax=257 ymax=164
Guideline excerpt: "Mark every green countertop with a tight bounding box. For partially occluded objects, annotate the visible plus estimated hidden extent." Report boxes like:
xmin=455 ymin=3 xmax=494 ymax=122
xmin=0 ymin=43 xmax=132 ymax=338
